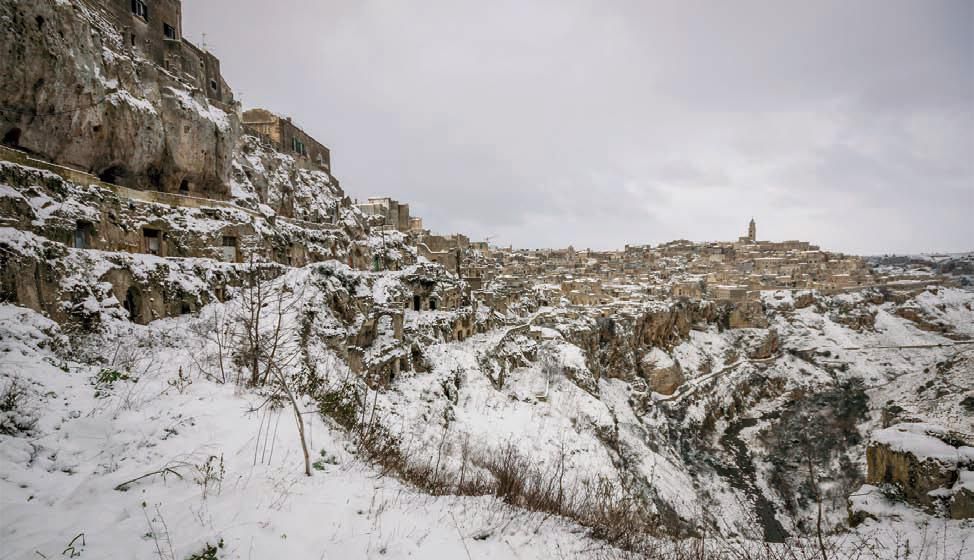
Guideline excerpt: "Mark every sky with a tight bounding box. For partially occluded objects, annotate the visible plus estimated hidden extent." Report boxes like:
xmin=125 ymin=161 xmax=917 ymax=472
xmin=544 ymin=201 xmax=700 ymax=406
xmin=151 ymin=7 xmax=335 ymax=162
xmin=184 ymin=0 xmax=973 ymax=254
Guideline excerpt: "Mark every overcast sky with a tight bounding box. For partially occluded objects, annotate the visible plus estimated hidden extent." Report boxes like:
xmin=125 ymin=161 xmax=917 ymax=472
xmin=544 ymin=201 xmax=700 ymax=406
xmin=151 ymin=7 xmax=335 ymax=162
xmin=184 ymin=0 xmax=973 ymax=254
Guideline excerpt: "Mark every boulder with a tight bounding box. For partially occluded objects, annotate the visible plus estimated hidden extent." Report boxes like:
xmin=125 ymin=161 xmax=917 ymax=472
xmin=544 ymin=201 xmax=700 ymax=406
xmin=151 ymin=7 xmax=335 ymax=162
xmin=949 ymin=471 xmax=974 ymax=520
xmin=865 ymin=423 xmax=974 ymax=514
xmin=641 ymin=348 xmax=684 ymax=396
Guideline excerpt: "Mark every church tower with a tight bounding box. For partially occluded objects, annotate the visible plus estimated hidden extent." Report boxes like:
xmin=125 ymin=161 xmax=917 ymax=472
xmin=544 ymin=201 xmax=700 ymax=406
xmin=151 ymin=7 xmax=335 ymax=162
xmin=748 ymin=218 xmax=756 ymax=242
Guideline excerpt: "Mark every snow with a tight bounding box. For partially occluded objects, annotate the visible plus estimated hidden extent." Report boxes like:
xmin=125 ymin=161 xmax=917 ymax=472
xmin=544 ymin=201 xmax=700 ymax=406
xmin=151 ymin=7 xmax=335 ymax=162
xmin=0 ymin=304 xmax=609 ymax=559
xmin=107 ymin=90 xmax=158 ymax=115
xmin=871 ymin=423 xmax=968 ymax=463
xmin=165 ymin=87 xmax=229 ymax=131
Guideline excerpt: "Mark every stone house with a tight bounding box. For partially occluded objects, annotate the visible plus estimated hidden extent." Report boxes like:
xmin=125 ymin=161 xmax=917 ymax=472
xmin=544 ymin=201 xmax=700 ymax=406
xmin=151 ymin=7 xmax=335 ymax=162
xmin=242 ymin=109 xmax=331 ymax=172
xmin=90 ymin=0 xmax=234 ymax=106
xmin=713 ymin=285 xmax=750 ymax=302
xmin=355 ymin=197 xmax=410 ymax=232
xmin=671 ymin=281 xmax=704 ymax=300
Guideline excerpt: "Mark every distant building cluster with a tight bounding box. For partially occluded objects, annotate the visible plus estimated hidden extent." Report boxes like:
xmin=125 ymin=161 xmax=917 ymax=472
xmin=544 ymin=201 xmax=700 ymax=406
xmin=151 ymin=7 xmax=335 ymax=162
xmin=480 ymin=219 xmax=877 ymax=307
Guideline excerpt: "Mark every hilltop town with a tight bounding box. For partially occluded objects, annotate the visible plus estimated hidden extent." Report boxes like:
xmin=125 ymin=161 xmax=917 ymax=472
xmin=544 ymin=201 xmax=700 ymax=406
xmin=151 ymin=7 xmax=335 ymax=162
xmin=0 ymin=2 xmax=972 ymax=559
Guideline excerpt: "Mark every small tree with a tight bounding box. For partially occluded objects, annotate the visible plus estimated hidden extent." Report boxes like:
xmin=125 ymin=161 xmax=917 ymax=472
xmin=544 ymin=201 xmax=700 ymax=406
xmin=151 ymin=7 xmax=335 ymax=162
xmin=233 ymin=257 xmax=312 ymax=476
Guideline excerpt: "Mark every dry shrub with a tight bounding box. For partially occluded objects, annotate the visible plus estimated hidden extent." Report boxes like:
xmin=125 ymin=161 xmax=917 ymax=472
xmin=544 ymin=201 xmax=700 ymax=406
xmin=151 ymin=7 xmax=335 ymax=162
xmin=0 ymin=377 xmax=38 ymax=436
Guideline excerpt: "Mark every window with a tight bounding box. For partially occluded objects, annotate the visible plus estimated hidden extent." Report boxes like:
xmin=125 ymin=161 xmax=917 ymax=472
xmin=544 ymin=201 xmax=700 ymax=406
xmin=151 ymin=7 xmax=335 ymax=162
xmin=291 ymin=137 xmax=307 ymax=156
xmin=220 ymin=236 xmax=237 ymax=262
xmin=164 ymin=23 xmax=177 ymax=40
xmin=74 ymin=222 xmax=92 ymax=249
xmin=131 ymin=0 xmax=148 ymax=20
xmin=143 ymin=228 xmax=161 ymax=255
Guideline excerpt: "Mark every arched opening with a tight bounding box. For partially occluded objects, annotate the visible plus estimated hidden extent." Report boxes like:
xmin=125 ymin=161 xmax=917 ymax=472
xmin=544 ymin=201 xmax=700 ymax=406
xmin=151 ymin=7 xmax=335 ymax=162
xmin=429 ymin=298 xmax=438 ymax=311
xmin=123 ymin=287 xmax=142 ymax=323
xmin=146 ymin=166 xmax=163 ymax=189
xmin=98 ymin=164 xmax=128 ymax=185
xmin=179 ymin=179 xmax=190 ymax=193
xmin=413 ymin=295 xmax=421 ymax=311
xmin=2 ymin=127 xmax=22 ymax=148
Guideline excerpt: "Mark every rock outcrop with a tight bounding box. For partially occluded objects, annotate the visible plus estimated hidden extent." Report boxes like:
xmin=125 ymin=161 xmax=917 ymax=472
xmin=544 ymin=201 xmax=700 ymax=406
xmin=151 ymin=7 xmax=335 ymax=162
xmin=1 ymin=0 xmax=240 ymax=198
xmin=863 ymin=423 xmax=974 ymax=519
xmin=641 ymin=348 xmax=684 ymax=395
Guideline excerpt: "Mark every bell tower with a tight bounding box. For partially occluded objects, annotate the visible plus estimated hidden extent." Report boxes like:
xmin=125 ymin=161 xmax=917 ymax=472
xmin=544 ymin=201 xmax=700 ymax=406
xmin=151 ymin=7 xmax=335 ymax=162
xmin=748 ymin=218 xmax=756 ymax=242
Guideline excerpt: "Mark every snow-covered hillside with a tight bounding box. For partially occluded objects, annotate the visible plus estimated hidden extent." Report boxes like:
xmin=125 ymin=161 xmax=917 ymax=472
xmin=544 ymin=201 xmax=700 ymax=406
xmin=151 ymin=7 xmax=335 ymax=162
xmin=2 ymin=265 xmax=972 ymax=558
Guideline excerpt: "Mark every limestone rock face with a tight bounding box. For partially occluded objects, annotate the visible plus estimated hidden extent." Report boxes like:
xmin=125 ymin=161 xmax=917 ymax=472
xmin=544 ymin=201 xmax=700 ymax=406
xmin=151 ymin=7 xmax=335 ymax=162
xmin=641 ymin=348 xmax=684 ymax=395
xmin=728 ymin=300 xmax=768 ymax=329
xmin=864 ymin=423 xmax=974 ymax=518
xmin=950 ymin=472 xmax=974 ymax=519
xmin=0 ymin=0 xmax=240 ymax=198
xmin=749 ymin=329 xmax=779 ymax=360
xmin=866 ymin=443 xmax=955 ymax=509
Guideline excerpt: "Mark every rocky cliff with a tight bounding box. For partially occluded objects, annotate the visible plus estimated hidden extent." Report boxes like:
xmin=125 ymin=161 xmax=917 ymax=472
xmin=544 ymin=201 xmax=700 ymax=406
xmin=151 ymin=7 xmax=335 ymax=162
xmin=1 ymin=0 xmax=239 ymax=197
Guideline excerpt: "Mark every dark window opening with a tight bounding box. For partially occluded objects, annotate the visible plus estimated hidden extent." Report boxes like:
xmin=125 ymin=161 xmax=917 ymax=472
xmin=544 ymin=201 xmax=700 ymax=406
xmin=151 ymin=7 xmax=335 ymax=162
xmin=147 ymin=166 xmax=163 ymax=189
xmin=180 ymin=302 xmax=191 ymax=315
xmin=413 ymin=295 xmax=421 ymax=311
xmin=35 ymin=15 xmax=44 ymax=29
xmin=124 ymin=287 xmax=142 ymax=323
xmin=130 ymin=33 xmax=136 ymax=47
xmin=2 ymin=127 xmax=22 ymax=148
xmin=164 ymin=23 xmax=177 ymax=40
xmin=430 ymin=299 xmax=438 ymax=311
xmin=222 ymin=236 xmax=237 ymax=247
xmin=209 ymin=79 xmax=218 ymax=91
xmin=143 ymin=228 xmax=161 ymax=255
xmin=131 ymin=0 xmax=149 ymax=20
xmin=73 ymin=221 xmax=93 ymax=249
xmin=179 ymin=179 xmax=190 ymax=193
xmin=98 ymin=164 xmax=127 ymax=184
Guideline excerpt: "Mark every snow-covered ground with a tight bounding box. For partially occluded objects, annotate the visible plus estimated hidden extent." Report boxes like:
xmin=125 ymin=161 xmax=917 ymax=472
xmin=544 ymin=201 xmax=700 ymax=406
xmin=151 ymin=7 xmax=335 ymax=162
xmin=2 ymin=277 xmax=973 ymax=558
xmin=0 ymin=305 xmax=610 ymax=560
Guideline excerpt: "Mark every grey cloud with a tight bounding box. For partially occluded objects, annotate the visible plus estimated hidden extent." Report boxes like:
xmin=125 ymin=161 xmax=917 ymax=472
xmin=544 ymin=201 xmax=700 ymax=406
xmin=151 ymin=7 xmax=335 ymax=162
xmin=185 ymin=0 xmax=973 ymax=254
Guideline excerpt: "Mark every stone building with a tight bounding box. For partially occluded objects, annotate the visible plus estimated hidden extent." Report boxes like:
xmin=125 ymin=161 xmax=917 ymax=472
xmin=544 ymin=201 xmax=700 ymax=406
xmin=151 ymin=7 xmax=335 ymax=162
xmin=90 ymin=0 xmax=234 ymax=106
xmin=242 ymin=109 xmax=331 ymax=172
xmin=355 ymin=197 xmax=411 ymax=232
xmin=2 ymin=0 xmax=240 ymax=201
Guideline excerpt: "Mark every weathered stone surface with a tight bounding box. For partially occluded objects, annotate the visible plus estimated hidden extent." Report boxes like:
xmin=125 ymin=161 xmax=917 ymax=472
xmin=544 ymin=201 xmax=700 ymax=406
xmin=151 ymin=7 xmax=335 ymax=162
xmin=866 ymin=443 xmax=955 ymax=510
xmin=749 ymin=330 xmax=779 ymax=360
xmin=641 ymin=348 xmax=684 ymax=395
xmin=865 ymin=423 xmax=974 ymax=515
xmin=0 ymin=0 xmax=240 ymax=198
xmin=949 ymin=471 xmax=974 ymax=520
xmin=728 ymin=300 xmax=768 ymax=329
